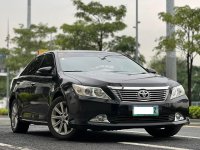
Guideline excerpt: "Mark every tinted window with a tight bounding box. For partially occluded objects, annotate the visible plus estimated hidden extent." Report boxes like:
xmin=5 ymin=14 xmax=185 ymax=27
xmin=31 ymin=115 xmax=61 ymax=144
xmin=40 ymin=54 xmax=55 ymax=68
xmin=21 ymin=55 xmax=44 ymax=76
xmin=58 ymin=52 xmax=147 ymax=74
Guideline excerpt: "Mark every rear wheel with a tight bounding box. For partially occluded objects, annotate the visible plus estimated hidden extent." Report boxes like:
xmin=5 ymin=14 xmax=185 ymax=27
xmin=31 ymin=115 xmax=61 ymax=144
xmin=145 ymin=125 xmax=182 ymax=138
xmin=10 ymin=99 xmax=29 ymax=133
xmin=48 ymin=97 xmax=78 ymax=140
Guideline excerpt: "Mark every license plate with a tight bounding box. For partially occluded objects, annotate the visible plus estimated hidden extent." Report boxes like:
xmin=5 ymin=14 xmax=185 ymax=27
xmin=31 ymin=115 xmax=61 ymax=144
xmin=132 ymin=106 xmax=159 ymax=116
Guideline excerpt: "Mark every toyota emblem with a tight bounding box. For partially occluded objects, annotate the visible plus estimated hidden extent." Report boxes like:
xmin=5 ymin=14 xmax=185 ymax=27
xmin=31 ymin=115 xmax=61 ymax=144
xmin=138 ymin=90 xmax=150 ymax=99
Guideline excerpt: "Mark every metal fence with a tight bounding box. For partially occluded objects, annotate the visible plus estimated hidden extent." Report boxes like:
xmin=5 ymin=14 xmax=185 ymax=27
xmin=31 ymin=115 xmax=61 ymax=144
xmin=192 ymin=102 xmax=200 ymax=106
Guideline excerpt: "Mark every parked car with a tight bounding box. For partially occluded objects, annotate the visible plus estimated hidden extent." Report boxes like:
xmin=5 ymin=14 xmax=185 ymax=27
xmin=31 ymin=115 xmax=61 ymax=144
xmin=9 ymin=50 xmax=189 ymax=139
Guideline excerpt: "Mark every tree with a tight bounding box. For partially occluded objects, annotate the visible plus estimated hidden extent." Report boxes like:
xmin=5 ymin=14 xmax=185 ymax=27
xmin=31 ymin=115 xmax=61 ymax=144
xmin=56 ymin=21 xmax=96 ymax=50
xmin=150 ymin=56 xmax=200 ymax=102
xmin=156 ymin=6 xmax=200 ymax=105
xmin=7 ymin=24 xmax=57 ymax=71
xmin=0 ymin=48 xmax=9 ymax=98
xmin=108 ymin=35 xmax=146 ymax=64
xmin=72 ymin=0 xmax=127 ymax=51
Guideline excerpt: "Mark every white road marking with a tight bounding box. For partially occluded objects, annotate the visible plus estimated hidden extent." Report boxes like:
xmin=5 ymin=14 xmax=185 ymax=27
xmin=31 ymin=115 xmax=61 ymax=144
xmin=0 ymin=143 xmax=32 ymax=150
xmin=184 ymin=126 xmax=200 ymax=128
xmin=119 ymin=130 xmax=200 ymax=140
xmin=0 ymin=117 xmax=9 ymax=120
xmin=119 ymin=142 xmax=192 ymax=150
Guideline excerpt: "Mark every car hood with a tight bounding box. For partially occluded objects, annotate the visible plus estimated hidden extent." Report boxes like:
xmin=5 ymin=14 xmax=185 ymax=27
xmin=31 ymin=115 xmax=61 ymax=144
xmin=63 ymin=71 xmax=178 ymax=87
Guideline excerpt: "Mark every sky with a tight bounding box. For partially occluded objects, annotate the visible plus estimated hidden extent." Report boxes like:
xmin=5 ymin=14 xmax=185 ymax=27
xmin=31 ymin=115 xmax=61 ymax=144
xmin=0 ymin=0 xmax=200 ymax=66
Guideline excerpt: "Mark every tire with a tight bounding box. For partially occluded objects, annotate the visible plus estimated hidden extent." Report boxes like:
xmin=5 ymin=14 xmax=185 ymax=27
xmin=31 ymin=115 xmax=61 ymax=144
xmin=145 ymin=125 xmax=182 ymax=138
xmin=10 ymin=99 xmax=29 ymax=133
xmin=47 ymin=96 xmax=78 ymax=140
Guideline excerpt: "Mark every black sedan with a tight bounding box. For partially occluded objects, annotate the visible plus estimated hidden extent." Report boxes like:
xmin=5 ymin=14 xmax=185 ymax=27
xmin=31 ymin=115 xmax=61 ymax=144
xmin=9 ymin=50 xmax=189 ymax=139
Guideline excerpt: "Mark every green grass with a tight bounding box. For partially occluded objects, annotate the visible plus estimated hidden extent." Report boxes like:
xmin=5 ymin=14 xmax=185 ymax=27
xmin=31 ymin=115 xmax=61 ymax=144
xmin=0 ymin=108 xmax=8 ymax=115
xmin=189 ymin=106 xmax=200 ymax=119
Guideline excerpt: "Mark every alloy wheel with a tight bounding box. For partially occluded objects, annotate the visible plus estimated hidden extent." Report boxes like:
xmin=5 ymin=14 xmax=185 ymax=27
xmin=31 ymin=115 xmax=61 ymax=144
xmin=51 ymin=101 xmax=72 ymax=135
xmin=11 ymin=103 xmax=18 ymax=129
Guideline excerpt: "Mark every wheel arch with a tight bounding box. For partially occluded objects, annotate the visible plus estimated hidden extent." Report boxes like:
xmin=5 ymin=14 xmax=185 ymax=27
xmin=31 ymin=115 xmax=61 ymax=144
xmin=52 ymin=90 xmax=65 ymax=102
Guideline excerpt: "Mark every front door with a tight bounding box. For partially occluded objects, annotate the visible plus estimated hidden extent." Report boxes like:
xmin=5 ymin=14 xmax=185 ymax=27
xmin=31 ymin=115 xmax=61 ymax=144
xmin=29 ymin=53 xmax=56 ymax=121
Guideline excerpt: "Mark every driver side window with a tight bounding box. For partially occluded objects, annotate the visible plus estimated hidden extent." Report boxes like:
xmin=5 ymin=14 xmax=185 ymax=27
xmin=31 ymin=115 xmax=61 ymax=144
xmin=20 ymin=55 xmax=44 ymax=76
xmin=39 ymin=53 xmax=55 ymax=69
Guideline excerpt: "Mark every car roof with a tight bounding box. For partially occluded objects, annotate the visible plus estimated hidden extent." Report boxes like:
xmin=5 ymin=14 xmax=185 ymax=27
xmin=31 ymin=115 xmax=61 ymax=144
xmin=43 ymin=50 xmax=121 ymax=55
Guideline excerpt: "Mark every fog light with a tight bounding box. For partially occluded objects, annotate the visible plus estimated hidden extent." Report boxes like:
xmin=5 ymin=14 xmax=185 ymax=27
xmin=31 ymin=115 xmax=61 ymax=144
xmin=89 ymin=114 xmax=110 ymax=123
xmin=175 ymin=113 xmax=184 ymax=121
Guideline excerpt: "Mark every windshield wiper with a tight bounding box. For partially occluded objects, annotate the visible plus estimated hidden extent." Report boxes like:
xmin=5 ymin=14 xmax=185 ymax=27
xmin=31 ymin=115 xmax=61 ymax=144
xmin=63 ymin=71 xmax=84 ymax=72
xmin=128 ymin=72 xmax=147 ymax=75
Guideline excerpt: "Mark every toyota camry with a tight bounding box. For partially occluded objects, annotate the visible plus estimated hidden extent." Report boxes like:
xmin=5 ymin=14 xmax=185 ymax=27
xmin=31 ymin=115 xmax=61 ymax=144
xmin=9 ymin=50 xmax=190 ymax=139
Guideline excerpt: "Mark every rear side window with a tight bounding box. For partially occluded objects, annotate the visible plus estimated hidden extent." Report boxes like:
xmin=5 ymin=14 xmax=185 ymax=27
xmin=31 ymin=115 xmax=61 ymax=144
xmin=21 ymin=55 xmax=44 ymax=76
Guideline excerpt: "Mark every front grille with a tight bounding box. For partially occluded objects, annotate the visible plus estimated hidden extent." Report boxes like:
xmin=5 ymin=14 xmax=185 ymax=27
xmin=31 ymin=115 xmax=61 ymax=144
xmin=112 ymin=88 xmax=169 ymax=102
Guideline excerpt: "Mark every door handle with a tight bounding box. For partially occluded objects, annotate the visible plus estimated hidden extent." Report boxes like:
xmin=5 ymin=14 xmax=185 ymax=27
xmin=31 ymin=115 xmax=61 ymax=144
xmin=31 ymin=83 xmax=35 ymax=86
xmin=16 ymin=82 xmax=20 ymax=84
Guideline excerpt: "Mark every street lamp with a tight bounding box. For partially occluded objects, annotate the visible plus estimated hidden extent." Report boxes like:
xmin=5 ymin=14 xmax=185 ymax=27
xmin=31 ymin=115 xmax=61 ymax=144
xmin=166 ymin=0 xmax=177 ymax=81
xmin=27 ymin=0 xmax=31 ymax=28
xmin=135 ymin=0 xmax=139 ymax=63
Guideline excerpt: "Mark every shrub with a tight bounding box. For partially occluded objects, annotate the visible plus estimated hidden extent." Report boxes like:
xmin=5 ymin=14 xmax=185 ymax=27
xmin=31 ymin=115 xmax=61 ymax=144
xmin=189 ymin=106 xmax=200 ymax=119
xmin=0 ymin=108 xmax=8 ymax=115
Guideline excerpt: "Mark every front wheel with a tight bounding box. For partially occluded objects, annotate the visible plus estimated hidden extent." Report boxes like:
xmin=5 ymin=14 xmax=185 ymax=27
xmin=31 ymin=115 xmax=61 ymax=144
xmin=145 ymin=125 xmax=182 ymax=138
xmin=48 ymin=97 xmax=77 ymax=140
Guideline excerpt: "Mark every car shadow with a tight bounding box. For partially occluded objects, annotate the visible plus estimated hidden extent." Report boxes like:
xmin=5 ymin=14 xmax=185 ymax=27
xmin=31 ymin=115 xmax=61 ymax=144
xmin=27 ymin=128 xmax=183 ymax=143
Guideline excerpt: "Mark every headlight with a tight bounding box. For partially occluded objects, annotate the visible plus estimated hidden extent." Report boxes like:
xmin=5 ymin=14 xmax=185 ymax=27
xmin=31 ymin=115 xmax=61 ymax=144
xmin=72 ymin=84 xmax=111 ymax=100
xmin=170 ymin=85 xmax=185 ymax=99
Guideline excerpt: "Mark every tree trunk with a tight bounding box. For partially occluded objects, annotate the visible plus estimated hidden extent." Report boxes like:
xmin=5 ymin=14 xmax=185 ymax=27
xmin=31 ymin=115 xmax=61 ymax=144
xmin=97 ymin=31 xmax=103 ymax=51
xmin=187 ymin=53 xmax=193 ymax=106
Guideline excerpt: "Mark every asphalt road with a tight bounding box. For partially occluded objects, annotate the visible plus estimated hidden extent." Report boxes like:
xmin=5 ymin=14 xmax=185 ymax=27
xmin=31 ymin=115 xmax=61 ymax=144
xmin=0 ymin=117 xmax=200 ymax=150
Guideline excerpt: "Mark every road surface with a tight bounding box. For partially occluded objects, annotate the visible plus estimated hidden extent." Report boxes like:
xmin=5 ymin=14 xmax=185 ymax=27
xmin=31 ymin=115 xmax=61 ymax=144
xmin=0 ymin=116 xmax=200 ymax=150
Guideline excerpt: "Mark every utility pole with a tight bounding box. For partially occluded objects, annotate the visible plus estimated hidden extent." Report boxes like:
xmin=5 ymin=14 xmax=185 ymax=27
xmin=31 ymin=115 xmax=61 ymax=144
xmin=135 ymin=0 xmax=139 ymax=63
xmin=166 ymin=0 xmax=177 ymax=81
xmin=6 ymin=20 xmax=10 ymax=106
xmin=6 ymin=20 xmax=10 ymax=50
xmin=27 ymin=0 xmax=31 ymax=28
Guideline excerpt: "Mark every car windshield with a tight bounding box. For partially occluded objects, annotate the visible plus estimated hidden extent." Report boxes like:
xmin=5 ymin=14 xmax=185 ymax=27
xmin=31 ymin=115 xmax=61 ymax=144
xmin=58 ymin=52 xmax=147 ymax=74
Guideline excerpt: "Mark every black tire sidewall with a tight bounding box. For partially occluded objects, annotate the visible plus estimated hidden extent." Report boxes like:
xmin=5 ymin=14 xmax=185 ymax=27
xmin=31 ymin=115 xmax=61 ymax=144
xmin=10 ymin=99 xmax=29 ymax=133
xmin=145 ymin=125 xmax=182 ymax=138
xmin=11 ymin=99 xmax=18 ymax=132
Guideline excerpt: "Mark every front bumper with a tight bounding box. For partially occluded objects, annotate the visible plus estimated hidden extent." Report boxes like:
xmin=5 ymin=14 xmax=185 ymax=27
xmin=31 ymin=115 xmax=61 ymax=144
xmin=67 ymin=94 xmax=189 ymax=130
xmin=71 ymin=119 xmax=190 ymax=130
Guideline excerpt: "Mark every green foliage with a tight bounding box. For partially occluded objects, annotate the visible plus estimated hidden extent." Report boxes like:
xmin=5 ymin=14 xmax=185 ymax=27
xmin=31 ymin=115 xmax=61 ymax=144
xmin=156 ymin=6 xmax=200 ymax=103
xmin=0 ymin=108 xmax=8 ymax=115
xmin=149 ymin=56 xmax=200 ymax=101
xmin=109 ymin=35 xmax=145 ymax=64
xmin=0 ymin=78 xmax=6 ymax=98
xmin=7 ymin=24 xmax=57 ymax=72
xmin=72 ymin=0 xmax=127 ymax=51
xmin=56 ymin=21 xmax=96 ymax=50
xmin=0 ymin=48 xmax=9 ymax=55
xmin=189 ymin=106 xmax=200 ymax=119
xmin=0 ymin=48 xmax=8 ymax=98
xmin=157 ymin=5 xmax=200 ymax=54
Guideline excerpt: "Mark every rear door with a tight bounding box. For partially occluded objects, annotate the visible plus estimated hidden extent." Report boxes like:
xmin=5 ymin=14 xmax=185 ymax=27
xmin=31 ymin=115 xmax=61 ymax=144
xmin=18 ymin=56 xmax=44 ymax=120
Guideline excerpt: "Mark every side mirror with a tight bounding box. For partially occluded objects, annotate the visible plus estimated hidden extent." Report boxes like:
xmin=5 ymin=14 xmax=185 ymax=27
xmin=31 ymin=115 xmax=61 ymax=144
xmin=146 ymin=68 xmax=157 ymax=74
xmin=36 ymin=66 xmax=53 ymax=76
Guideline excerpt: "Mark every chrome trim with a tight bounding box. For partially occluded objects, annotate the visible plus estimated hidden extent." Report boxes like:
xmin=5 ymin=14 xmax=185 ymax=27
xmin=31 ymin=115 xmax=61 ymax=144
xmin=121 ymin=100 xmax=166 ymax=103
xmin=107 ymin=86 xmax=123 ymax=90
xmin=111 ymin=87 xmax=169 ymax=102
xmin=108 ymin=86 xmax=169 ymax=90
xmin=21 ymin=119 xmax=48 ymax=124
